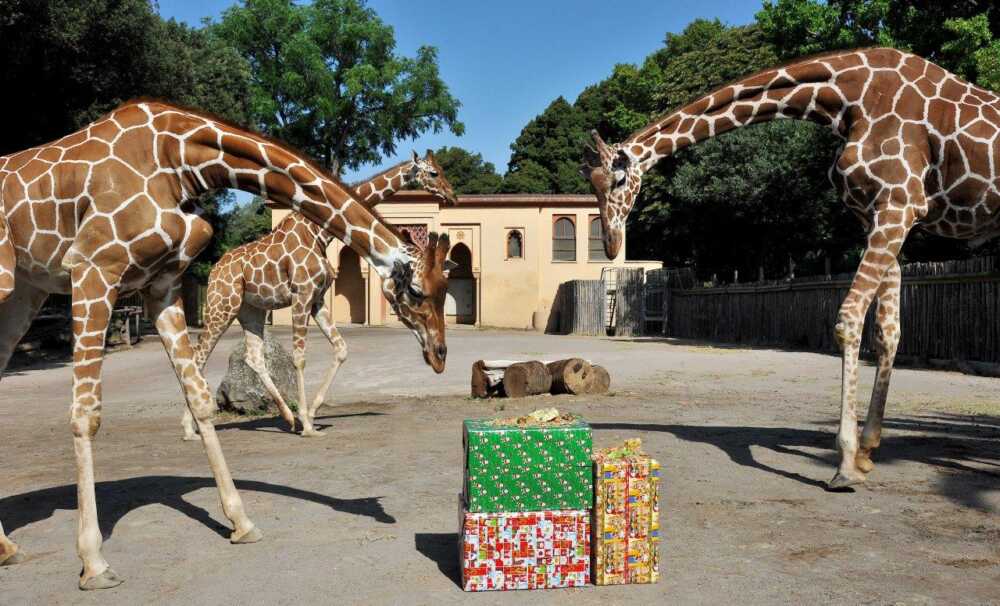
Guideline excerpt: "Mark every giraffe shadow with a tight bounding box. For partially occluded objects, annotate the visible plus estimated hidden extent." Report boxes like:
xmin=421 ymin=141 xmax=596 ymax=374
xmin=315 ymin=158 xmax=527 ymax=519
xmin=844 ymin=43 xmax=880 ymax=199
xmin=0 ymin=475 xmax=396 ymax=540
xmin=591 ymin=413 xmax=1000 ymax=510
xmin=214 ymin=411 xmax=386 ymax=434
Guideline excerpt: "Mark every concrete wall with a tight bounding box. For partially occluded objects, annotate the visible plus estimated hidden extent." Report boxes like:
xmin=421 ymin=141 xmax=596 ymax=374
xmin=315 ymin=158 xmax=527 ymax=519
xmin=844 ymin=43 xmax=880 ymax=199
xmin=270 ymin=192 xmax=661 ymax=329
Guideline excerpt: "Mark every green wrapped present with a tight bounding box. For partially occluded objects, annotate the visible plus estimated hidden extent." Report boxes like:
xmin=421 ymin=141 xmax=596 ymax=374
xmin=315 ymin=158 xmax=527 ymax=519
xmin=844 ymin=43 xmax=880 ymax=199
xmin=463 ymin=414 xmax=593 ymax=513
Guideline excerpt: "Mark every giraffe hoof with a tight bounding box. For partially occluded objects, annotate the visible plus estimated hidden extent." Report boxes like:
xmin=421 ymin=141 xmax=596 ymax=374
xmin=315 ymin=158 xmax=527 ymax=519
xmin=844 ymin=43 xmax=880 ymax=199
xmin=231 ymin=525 xmax=263 ymax=544
xmin=182 ymin=433 xmax=200 ymax=442
xmin=301 ymin=429 xmax=326 ymax=438
xmin=855 ymin=455 xmax=875 ymax=474
xmin=79 ymin=568 xmax=124 ymax=590
xmin=828 ymin=470 xmax=866 ymax=490
xmin=1 ymin=550 xmax=25 ymax=566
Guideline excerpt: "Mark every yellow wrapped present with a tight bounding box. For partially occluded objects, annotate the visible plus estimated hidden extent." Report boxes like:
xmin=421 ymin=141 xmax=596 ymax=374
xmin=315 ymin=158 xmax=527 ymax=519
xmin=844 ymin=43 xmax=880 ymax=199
xmin=592 ymin=438 xmax=660 ymax=585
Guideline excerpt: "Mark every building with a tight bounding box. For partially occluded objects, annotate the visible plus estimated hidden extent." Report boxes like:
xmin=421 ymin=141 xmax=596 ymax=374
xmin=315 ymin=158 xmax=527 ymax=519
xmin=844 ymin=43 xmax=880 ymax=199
xmin=270 ymin=191 xmax=661 ymax=330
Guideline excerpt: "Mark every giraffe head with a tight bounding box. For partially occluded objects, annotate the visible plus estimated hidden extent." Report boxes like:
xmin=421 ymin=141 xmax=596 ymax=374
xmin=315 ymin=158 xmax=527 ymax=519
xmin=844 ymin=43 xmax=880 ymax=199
xmin=383 ymin=231 xmax=456 ymax=373
xmin=580 ymin=130 xmax=642 ymax=259
xmin=410 ymin=150 xmax=458 ymax=206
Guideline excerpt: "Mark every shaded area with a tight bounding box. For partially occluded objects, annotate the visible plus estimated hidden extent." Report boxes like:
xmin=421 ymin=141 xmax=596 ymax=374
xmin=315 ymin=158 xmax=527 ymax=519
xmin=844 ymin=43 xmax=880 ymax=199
xmin=0 ymin=475 xmax=395 ymax=539
xmin=414 ymin=532 xmax=462 ymax=588
xmin=214 ymin=411 xmax=386 ymax=434
xmin=592 ymin=414 xmax=1000 ymax=510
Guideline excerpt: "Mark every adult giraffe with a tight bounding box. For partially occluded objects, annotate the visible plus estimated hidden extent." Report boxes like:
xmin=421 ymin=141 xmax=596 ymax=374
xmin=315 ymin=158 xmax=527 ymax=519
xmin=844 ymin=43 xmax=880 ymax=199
xmin=581 ymin=48 xmax=1000 ymax=489
xmin=183 ymin=151 xmax=457 ymax=439
xmin=0 ymin=100 xmax=453 ymax=588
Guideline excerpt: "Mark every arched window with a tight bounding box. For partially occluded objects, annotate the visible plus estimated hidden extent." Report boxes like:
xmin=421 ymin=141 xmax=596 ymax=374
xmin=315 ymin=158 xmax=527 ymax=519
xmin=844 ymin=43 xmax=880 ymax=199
xmin=552 ymin=216 xmax=576 ymax=261
xmin=589 ymin=216 xmax=609 ymax=260
xmin=506 ymin=230 xmax=523 ymax=259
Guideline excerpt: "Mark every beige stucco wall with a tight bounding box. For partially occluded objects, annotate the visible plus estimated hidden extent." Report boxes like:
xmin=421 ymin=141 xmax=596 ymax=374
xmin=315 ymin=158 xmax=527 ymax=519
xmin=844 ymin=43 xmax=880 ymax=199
xmin=270 ymin=192 xmax=661 ymax=329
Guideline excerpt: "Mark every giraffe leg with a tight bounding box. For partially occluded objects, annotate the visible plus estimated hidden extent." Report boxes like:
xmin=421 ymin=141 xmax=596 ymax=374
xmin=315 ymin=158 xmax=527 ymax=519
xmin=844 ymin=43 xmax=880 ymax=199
xmin=0 ymin=520 xmax=24 ymax=566
xmin=68 ymin=264 xmax=124 ymax=590
xmin=145 ymin=286 xmax=261 ymax=545
xmin=0 ymin=280 xmax=48 ymax=566
xmin=856 ymin=261 xmax=902 ymax=474
xmin=302 ymin=297 xmax=347 ymax=437
xmin=181 ymin=282 xmax=240 ymax=441
xmin=830 ymin=206 xmax=915 ymax=489
xmin=238 ymin=307 xmax=296 ymax=431
xmin=0 ymin=277 xmax=49 ymax=374
xmin=290 ymin=296 xmax=313 ymax=436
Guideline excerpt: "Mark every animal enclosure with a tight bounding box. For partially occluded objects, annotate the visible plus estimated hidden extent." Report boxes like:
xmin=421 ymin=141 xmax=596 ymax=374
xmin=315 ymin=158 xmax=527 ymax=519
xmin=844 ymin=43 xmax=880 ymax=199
xmin=665 ymin=257 xmax=1000 ymax=367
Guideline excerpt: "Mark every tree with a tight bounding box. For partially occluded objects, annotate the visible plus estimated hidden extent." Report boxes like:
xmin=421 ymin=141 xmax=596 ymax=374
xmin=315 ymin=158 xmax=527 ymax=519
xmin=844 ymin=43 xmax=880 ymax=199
xmin=0 ymin=0 xmax=252 ymax=155
xmin=430 ymin=147 xmax=503 ymax=194
xmin=215 ymin=0 xmax=464 ymax=174
xmin=0 ymin=0 xmax=257 ymax=281
xmin=504 ymin=97 xmax=591 ymax=194
xmin=756 ymin=0 xmax=1000 ymax=89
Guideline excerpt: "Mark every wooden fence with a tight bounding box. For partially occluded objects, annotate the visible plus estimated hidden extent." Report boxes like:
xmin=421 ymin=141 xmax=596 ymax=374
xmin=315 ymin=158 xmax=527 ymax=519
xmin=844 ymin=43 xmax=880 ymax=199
xmin=666 ymin=257 xmax=1000 ymax=365
xmin=557 ymin=280 xmax=606 ymax=336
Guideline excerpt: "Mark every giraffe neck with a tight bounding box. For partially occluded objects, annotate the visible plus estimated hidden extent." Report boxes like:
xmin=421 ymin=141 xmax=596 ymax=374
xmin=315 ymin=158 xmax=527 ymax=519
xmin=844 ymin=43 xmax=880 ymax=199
xmin=143 ymin=102 xmax=411 ymax=279
xmin=352 ymin=161 xmax=416 ymax=208
xmin=627 ymin=54 xmax=852 ymax=174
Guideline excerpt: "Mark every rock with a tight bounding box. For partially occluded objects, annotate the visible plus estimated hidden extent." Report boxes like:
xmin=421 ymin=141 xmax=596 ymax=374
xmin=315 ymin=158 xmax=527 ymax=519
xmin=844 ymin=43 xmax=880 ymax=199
xmin=216 ymin=332 xmax=298 ymax=414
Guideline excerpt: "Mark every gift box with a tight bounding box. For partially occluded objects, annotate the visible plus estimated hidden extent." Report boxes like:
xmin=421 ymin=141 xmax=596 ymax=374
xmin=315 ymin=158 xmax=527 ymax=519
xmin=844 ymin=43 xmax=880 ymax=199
xmin=592 ymin=439 xmax=661 ymax=585
xmin=463 ymin=417 xmax=593 ymax=513
xmin=459 ymin=495 xmax=591 ymax=591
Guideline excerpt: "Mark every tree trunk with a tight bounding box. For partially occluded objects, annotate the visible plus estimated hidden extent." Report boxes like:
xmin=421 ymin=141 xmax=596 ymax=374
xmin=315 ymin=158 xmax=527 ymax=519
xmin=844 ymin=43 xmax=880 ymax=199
xmin=546 ymin=358 xmax=592 ymax=395
xmin=586 ymin=365 xmax=611 ymax=394
xmin=502 ymin=361 xmax=552 ymax=398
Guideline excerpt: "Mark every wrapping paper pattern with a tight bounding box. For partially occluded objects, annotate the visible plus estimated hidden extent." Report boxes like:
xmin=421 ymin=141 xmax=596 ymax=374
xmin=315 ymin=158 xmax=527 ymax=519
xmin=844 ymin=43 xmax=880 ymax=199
xmin=463 ymin=419 xmax=593 ymax=513
xmin=592 ymin=451 xmax=661 ymax=585
xmin=459 ymin=497 xmax=591 ymax=591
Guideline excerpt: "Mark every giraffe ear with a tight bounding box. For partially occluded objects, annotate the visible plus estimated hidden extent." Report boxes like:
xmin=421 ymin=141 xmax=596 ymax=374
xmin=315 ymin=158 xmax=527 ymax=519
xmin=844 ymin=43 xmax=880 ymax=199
xmin=411 ymin=149 xmax=420 ymax=163
xmin=425 ymin=149 xmax=434 ymax=160
xmin=435 ymin=233 xmax=450 ymax=269
xmin=424 ymin=232 xmax=440 ymax=270
xmin=591 ymin=129 xmax=611 ymax=158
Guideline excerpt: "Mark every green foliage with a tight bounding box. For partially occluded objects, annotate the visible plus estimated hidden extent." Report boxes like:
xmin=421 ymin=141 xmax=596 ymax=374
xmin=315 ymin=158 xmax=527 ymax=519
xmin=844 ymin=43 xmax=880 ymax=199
xmin=756 ymin=0 xmax=1000 ymax=88
xmin=505 ymin=97 xmax=591 ymax=193
xmin=0 ymin=0 xmax=253 ymax=155
xmin=215 ymin=0 xmax=464 ymax=174
xmin=656 ymin=122 xmax=855 ymax=276
xmin=430 ymin=147 xmax=503 ymax=194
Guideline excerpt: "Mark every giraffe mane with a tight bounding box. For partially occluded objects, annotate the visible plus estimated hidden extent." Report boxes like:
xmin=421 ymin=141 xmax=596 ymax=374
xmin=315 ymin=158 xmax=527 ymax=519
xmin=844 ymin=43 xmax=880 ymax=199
xmin=349 ymin=158 xmax=414 ymax=189
xmin=115 ymin=98 xmax=415 ymax=248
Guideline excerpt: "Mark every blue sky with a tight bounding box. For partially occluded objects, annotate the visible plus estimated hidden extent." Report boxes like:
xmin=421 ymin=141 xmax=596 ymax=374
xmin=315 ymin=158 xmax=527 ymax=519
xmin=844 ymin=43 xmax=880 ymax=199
xmin=158 ymin=0 xmax=762 ymax=187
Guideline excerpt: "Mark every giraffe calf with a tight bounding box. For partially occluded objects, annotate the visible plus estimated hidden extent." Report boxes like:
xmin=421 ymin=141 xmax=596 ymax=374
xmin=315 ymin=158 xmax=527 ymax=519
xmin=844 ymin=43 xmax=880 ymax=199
xmin=186 ymin=152 xmax=457 ymax=438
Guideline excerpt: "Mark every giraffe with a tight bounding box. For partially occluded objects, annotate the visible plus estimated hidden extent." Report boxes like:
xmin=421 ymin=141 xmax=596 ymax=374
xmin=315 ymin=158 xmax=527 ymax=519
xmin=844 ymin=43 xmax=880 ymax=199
xmin=0 ymin=100 xmax=453 ymax=589
xmin=581 ymin=48 xmax=1000 ymax=489
xmin=182 ymin=150 xmax=457 ymax=440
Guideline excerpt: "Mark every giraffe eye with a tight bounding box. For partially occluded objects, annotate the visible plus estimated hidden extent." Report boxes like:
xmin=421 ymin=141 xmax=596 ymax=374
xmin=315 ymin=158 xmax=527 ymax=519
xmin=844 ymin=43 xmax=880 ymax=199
xmin=428 ymin=170 xmax=439 ymax=178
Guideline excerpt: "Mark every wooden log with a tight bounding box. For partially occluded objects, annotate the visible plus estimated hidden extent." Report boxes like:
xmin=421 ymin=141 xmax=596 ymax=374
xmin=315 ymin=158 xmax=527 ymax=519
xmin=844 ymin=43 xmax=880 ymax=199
xmin=471 ymin=360 xmax=507 ymax=398
xmin=586 ymin=365 xmax=611 ymax=394
xmin=502 ymin=361 xmax=552 ymax=398
xmin=471 ymin=360 xmax=489 ymax=398
xmin=546 ymin=358 xmax=593 ymax=395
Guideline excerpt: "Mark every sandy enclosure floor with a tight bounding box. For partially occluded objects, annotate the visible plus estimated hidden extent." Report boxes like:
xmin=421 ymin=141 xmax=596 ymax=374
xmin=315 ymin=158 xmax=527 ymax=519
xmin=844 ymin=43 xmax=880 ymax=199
xmin=1 ymin=326 xmax=998 ymax=605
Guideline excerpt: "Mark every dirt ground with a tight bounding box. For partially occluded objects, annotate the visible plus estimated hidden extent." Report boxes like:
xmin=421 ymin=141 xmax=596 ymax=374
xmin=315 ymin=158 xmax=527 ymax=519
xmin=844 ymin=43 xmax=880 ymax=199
xmin=1 ymin=326 xmax=998 ymax=605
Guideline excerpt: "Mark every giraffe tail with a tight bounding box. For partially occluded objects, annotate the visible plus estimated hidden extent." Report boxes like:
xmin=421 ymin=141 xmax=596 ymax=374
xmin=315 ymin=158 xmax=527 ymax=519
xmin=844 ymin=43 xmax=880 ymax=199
xmin=0 ymin=211 xmax=16 ymax=303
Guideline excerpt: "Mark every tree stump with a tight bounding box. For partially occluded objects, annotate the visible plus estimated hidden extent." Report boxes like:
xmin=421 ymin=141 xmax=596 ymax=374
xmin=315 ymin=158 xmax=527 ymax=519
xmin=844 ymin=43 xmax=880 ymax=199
xmin=546 ymin=358 xmax=592 ymax=395
xmin=502 ymin=361 xmax=552 ymax=398
xmin=586 ymin=365 xmax=611 ymax=394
